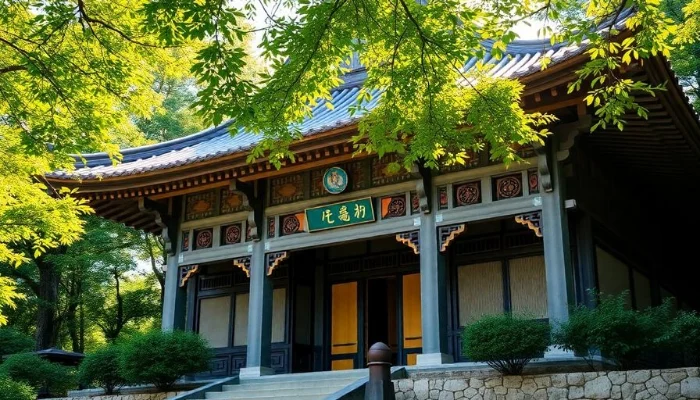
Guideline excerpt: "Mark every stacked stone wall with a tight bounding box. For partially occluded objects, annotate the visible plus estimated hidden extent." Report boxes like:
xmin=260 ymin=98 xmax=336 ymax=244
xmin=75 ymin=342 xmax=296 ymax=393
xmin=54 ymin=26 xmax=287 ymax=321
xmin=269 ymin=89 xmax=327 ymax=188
xmin=394 ymin=367 xmax=700 ymax=400
xmin=50 ymin=391 xmax=183 ymax=400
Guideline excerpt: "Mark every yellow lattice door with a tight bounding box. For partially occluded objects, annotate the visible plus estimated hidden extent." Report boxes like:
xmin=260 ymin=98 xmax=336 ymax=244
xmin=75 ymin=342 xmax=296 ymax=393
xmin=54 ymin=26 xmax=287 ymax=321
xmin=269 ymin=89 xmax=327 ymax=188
xmin=402 ymin=273 xmax=422 ymax=365
xmin=331 ymin=282 xmax=358 ymax=370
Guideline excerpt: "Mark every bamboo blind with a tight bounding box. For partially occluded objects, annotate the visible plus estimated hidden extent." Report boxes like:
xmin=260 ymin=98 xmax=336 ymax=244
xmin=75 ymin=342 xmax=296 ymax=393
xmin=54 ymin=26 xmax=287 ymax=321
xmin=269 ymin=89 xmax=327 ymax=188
xmin=233 ymin=293 xmax=249 ymax=346
xmin=271 ymin=288 xmax=287 ymax=343
xmin=458 ymin=261 xmax=504 ymax=326
xmin=508 ymin=255 xmax=548 ymax=318
xmin=198 ymin=296 xmax=231 ymax=348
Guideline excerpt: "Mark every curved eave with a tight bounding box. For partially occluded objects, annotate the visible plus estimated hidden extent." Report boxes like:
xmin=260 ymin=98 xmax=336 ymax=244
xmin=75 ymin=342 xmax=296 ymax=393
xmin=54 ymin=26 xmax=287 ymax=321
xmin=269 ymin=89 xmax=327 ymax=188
xmin=46 ymin=58 xmax=591 ymax=189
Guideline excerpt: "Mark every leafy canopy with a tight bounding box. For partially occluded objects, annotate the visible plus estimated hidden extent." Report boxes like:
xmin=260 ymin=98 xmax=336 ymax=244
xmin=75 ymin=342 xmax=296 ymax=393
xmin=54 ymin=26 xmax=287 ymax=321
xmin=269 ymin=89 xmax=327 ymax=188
xmin=0 ymin=0 xmax=198 ymax=316
xmin=0 ymin=0 xmax=695 ymax=319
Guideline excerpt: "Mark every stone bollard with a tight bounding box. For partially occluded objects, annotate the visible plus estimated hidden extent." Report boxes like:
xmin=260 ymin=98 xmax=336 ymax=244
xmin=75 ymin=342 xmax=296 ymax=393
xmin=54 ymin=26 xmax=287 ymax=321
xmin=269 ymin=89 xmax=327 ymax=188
xmin=365 ymin=342 xmax=393 ymax=400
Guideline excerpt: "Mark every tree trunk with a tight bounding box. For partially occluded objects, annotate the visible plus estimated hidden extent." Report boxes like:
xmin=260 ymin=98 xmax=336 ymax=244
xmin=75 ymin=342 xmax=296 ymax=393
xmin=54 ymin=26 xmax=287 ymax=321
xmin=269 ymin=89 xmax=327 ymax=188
xmin=146 ymin=235 xmax=165 ymax=305
xmin=79 ymin=294 xmax=85 ymax=353
xmin=67 ymin=279 xmax=82 ymax=353
xmin=104 ymin=269 xmax=125 ymax=343
xmin=36 ymin=260 xmax=60 ymax=350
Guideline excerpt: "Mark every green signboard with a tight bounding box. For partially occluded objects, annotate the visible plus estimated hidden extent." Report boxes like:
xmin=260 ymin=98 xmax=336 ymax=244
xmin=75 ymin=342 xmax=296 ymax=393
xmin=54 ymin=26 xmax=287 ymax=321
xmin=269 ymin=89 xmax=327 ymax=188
xmin=305 ymin=197 xmax=375 ymax=232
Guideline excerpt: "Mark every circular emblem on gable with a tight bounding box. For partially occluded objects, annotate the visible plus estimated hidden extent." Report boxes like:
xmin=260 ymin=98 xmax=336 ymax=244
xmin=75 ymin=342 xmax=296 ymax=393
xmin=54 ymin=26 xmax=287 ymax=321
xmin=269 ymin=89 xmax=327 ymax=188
xmin=323 ymin=167 xmax=348 ymax=194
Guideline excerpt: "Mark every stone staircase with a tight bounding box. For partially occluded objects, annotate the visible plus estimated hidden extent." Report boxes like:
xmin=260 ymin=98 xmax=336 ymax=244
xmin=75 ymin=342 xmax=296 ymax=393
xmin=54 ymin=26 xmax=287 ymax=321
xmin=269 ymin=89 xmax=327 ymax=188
xmin=189 ymin=369 xmax=367 ymax=400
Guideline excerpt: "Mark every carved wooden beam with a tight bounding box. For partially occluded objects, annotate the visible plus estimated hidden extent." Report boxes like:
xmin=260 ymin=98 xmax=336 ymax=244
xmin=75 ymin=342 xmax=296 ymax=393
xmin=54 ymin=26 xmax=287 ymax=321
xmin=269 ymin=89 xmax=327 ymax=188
xmin=515 ymin=212 xmax=543 ymax=237
xmin=533 ymin=143 xmax=553 ymax=193
xmin=179 ymin=265 xmax=199 ymax=287
xmin=395 ymin=231 xmax=420 ymax=255
xmin=138 ymin=197 xmax=178 ymax=256
xmin=439 ymin=224 xmax=466 ymax=252
xmin=266 ymin=251 xmax=289 ymax=276
xmin=232 ymin=257 xmax=251 ymax=278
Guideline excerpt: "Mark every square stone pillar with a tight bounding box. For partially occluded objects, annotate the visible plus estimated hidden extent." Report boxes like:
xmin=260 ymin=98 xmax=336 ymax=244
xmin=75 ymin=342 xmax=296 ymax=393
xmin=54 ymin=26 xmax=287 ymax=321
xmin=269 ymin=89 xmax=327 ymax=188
xmin=416 ymin=210 xmax=453 ymax=366
xmin=240 ymin=239 xmax=274 ymax=378
xmin=541 ymin=136 xmax=574 ymax=328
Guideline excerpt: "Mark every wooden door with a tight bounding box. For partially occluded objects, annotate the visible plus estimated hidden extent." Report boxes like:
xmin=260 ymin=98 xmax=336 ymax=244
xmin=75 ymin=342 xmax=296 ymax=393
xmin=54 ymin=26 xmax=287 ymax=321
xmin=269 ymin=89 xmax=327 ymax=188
xmin=330 ymin=281 xmax=358 ymax=370
xmin=402 ymin=273 xmax=422 ymax=365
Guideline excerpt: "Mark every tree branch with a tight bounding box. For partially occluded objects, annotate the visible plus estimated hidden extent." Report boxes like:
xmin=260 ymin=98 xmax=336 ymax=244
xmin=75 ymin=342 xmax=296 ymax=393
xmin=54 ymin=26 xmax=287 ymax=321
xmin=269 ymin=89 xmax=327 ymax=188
xmin=0 ymin=65 xmax=27 ymax=74
xmin=76 ymin=0 xmax=169 ymax=49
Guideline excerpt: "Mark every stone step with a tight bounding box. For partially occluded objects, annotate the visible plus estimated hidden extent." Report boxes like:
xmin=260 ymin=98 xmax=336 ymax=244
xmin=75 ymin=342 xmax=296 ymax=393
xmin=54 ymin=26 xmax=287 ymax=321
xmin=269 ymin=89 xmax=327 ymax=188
xmin=198 ymin=395 xmax=332 ymax=400
xmin=205 ymin=386 xmax=340 ymax=399
xmin=239 ymin=369 xmax=366 ymax=383
xmin=190 ymin=370 xmax=367 ymax=400
xmin=223 ymin=378 xmax=359 ymax=391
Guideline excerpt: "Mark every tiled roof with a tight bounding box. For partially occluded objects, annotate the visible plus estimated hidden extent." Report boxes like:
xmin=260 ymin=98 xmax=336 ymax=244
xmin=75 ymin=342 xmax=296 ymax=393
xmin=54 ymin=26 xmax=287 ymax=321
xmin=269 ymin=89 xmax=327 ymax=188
xmin=49 ymin=9 xmax=633 ymax=180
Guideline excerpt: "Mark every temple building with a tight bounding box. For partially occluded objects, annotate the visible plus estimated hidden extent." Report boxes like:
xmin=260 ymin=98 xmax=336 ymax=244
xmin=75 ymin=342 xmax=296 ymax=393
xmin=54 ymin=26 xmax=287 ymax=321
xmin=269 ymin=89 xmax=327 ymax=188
xmin=48 ymin=11 xmax=700 ymax=378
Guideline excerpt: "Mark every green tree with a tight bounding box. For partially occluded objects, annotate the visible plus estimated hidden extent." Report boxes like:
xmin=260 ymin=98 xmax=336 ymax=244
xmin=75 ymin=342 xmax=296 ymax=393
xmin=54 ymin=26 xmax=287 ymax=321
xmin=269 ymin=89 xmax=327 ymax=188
xmin=0 ymin=1 xmax=199 ymax=317
xmin=0 ymin=217 xmax=160 ymax=350
xmin=86 ymin=273 xmax=161 ymax=342
xmin=134 ymin=77 xmax=204 ymax=144
xmin=664 ymin=0 xmax=700 ymax=111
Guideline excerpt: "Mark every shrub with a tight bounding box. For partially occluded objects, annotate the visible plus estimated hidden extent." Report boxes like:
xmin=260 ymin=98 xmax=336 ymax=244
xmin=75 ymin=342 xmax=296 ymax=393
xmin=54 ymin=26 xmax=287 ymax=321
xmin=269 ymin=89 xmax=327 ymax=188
xmin=554 ymin=292 xmax=675 ymax=369
xmin=0 ymin=375 xmax=35 ymax=400
xmin=119 ymin=330 xmax=212 ymax=390
xmin=462 ymin=314 xmax=551 ymax=375
xmin=0 ymin=353 xmax=76 ymax=396
xmin=79 ymin=345 xmax=125 ymax=394
xmin=660 ymin=310 xmax=700 ymax=363
xmin=0 ymin=328 xmax=34 ymax=356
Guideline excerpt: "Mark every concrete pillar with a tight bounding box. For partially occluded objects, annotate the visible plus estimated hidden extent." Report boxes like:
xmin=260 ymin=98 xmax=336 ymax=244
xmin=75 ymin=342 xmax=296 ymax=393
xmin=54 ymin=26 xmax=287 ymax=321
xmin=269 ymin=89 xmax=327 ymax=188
xmin=162 ymin=251 xmax=187 ymax=331
xmin=240 ymin=239 xmax=274 ymax=378
xmin=416 ymin=211 xmax=453 ymax=366
xmin=541 ymin=136 xmax=574 ymax=329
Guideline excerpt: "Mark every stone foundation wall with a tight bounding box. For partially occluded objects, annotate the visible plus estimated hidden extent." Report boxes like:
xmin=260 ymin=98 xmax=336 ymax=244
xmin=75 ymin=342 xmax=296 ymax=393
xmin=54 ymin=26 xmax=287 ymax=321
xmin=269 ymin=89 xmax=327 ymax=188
xmin=394 ymin=367 xmax=700 ymax=400
xmin=50 ymin=391 xmax=183 ymax=400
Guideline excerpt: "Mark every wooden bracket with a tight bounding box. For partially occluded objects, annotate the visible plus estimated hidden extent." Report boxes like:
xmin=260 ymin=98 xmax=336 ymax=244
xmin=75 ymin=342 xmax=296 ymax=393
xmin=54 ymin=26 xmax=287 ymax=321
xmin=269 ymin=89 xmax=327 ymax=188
xmin=439 ymin=224 xmax=466 ymax=252
xmin=412 ymin=163 xmax=433 ymax=214
xmin=235 ymin=180 xmax=265 ymax=242
xmin=179 ymin=265 xmax=199 ymax=287
xmin=395 ymin=231 xmax=420 ymax=255
xmin=533 ymin=142 xmax=553 ymax=193
xmin=554 ymin=115 xmax=592 ymax=162
xmin=138 ymin=197 xmax=177 ymax=256
xmin=515 ymin=211 xmax=543 ymax=237
xmin=232 ymin=257 xmax=251 ymax=278
xmin=266 ymin=251 xmax=289 ymax=276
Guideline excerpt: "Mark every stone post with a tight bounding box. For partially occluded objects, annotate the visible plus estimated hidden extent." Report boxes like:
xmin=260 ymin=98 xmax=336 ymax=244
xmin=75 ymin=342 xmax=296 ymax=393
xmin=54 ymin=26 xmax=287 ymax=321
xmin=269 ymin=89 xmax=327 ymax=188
xmin=365 ymin=342 xmax=394 ymax=400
